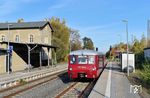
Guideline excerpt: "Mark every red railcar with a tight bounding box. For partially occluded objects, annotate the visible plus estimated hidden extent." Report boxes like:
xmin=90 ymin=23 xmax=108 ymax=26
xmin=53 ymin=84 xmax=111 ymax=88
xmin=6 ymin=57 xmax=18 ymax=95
xmin=68 ymin=50 xmax=106 ymax=79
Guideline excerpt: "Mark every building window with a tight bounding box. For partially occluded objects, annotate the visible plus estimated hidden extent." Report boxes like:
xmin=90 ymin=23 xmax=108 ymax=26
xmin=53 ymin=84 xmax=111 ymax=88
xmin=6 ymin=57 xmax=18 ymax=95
xmin=29 ymin=35 xmax=34 ymax=42
xmin=15 ymin=35 xmax=20 ymax=42
xmin=1 ymin=35 xmax=5 ymax=41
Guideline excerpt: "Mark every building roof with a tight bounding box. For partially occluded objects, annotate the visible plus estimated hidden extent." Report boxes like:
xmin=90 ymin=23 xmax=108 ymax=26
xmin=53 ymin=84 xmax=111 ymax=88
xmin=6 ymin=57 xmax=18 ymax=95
xmin=0 ymin=41 xmax=58 ymax=49
xmin=0 ymin=21 xmax=53 ymax=31
xmin=69 ymin=50 xmax=104 ymax=55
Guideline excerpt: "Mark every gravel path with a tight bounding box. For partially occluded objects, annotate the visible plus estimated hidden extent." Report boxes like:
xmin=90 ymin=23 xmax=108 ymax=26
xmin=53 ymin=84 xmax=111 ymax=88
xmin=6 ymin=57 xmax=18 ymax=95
xmin=62 ymin=82 xmax=89 ymax=98
xmin=12 ymin=74 xmax=71 ymax=98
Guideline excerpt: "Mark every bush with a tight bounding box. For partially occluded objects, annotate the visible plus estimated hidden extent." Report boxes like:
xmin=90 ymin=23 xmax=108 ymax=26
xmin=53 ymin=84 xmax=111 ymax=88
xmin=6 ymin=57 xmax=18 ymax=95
xmin=135 ymin=52 xmax=145 ymax=69
xmin=19 ymin=79 xmax=27 ymax=85
xmin=139 ymin=63 xmax=150 ymax=85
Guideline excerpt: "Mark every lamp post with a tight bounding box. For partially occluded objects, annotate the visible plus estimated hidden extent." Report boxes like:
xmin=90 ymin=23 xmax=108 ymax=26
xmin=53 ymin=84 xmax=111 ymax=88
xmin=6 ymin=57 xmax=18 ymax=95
xmin=117 ymin=34 xmax=121 ymax=43
xmin=7 ymin=24 xmax=12 ymax=74
xmin=122 ymin=20 xmax=129 ymax=76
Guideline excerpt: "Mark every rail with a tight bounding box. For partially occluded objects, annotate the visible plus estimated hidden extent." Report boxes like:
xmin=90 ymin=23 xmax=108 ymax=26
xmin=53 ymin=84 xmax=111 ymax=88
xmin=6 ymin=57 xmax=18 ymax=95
xmin=2 ymin=70 xmax=67 ymax=98
xmin=0 ymin=67 xmax=67 ymax=90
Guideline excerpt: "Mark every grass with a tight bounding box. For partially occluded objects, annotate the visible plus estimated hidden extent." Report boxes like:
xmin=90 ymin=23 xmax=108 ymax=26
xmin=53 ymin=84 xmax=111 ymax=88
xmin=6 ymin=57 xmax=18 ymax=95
xmin=140 ymin=63 xmax=150 ymax=86
xmin=19 ymin=79 xmax=27 ymax=85
xmin=128 ymin=69 xmax=150 ymax=98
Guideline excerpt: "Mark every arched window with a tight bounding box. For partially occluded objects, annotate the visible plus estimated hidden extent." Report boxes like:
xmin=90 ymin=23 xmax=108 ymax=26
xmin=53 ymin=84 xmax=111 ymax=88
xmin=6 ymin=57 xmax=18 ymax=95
xmin=29 ymin=35 xmax=34 ymax=42
xmin=15 ymin=35 xmax=20 ymax=42
xmin=1 ymin=35 xmax=5 ymax=41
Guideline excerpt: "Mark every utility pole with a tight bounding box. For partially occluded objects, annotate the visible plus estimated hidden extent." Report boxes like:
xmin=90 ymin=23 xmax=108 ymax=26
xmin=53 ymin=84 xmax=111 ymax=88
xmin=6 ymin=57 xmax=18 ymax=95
xmin=147 ymin=20 xmax=150 ymax=47
xmin=122 ymin=20 xmax=129 ymax=76
xmin=7 ymin=24 xmax=12 ymax=74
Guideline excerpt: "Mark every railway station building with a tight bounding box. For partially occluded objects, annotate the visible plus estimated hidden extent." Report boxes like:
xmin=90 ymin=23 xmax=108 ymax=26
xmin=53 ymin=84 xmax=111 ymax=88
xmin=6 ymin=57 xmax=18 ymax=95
xmin=0 ymin=21 xmax=57 ymax=74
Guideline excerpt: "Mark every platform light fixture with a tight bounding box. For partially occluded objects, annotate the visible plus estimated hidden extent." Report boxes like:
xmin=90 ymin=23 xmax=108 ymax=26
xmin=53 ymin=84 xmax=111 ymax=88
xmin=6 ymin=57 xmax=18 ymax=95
xmin=122 ymin=20 xmax=129 ymax=76
xmin=7 ymin=24 xmax=13 ymax=74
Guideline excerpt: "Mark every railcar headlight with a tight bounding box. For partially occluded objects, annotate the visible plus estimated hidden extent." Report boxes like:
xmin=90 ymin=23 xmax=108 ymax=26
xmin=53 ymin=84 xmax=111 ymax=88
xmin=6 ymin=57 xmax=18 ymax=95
xmin=69 ymin=68 xmax=72 ymax=71
xmin=92 ymin=67 xmax=96 ymax=71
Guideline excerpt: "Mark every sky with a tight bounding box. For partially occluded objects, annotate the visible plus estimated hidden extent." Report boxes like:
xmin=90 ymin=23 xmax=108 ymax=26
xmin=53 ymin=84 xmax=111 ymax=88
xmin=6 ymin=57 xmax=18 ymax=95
xmin=0 ymin=0 xmax=150 ymax=53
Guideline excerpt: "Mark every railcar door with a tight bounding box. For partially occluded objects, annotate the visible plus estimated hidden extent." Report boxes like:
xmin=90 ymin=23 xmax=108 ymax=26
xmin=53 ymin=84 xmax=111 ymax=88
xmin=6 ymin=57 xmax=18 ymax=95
xmin=99 ymin=55 xmax=104 ymax=69
xmin=102 ymin=55 xmax=106 ymax=67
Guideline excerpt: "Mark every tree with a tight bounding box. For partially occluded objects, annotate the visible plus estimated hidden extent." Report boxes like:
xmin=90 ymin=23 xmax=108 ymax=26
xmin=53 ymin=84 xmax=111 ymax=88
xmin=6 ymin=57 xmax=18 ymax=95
xmin=105 ymin=42 xmax=128 ymax=59
xmin=82 ymin=37 xmax=94 ymax=50
xmin=49 ymin=17 xmax=70 ymax=62
xmin=117 ymin=42 xmax=126 ymax=52
xmin=130 ymin=34 xmax=146 ymax=53
xmin=131 ymin=34 xmax=146 ymax=69
xmin=140 ymin=33 xmax=146 ymax=49
xmin=131 ymin=39 xmax=141 ymax=57
xmin=70 ymin=29 xmax=82 ymax=51
xmin=106 ymin=46 xmax=112 ymax=58
xmin=17 ymin=18 xmax=24 ymax=23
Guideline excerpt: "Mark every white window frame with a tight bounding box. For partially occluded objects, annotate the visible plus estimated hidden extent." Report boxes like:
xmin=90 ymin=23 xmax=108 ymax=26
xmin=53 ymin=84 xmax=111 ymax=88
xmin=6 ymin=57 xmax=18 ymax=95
xmin=88 ymin=56 xmax=95 ymax=64
xmin=15 ymin=35 xmax=20 ymax=42
xmin=29 ymin=34 xmax=34 ymax=43
xmin=1 ymin=35 xmax=6 ymax=41
xmin=78 ymin=55 xmax=88 ymax=64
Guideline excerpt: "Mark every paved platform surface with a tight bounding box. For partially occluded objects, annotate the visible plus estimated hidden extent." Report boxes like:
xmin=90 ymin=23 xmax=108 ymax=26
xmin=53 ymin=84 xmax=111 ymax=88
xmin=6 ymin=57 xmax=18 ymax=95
xmin=0 ymin=63 xmax=67 ymax=83
xmin=89 ymin=62 xmax=141 ymax=98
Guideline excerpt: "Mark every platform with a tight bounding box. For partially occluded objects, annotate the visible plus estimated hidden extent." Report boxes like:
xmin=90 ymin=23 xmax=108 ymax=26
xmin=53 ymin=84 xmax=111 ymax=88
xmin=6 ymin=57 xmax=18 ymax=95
xmin=88 ymin=62 xmax=141 ymax=98
xmin=0 ymin=64 xmax=67 ymax=89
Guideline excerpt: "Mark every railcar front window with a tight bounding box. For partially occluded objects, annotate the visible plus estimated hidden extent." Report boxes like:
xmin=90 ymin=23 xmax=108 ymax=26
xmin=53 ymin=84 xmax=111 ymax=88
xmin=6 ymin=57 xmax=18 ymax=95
xmin=88 ymin=56 xmax=95 ymax=64
xmin=78 ymin=56 xmax=88 ymax=64
xmin=70 ymin=55 xmax=76 ymax=64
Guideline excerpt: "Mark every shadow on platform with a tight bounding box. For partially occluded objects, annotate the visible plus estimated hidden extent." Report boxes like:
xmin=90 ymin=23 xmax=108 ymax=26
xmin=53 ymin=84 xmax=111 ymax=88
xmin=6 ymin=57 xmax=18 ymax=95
xmin=105 ymin=64 xmax=125 ymax=76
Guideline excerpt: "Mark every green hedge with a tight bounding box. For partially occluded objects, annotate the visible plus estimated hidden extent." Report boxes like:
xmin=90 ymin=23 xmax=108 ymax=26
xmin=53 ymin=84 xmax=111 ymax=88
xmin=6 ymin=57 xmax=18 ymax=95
xmin=139 ymin=63 xmax=150 ymax=86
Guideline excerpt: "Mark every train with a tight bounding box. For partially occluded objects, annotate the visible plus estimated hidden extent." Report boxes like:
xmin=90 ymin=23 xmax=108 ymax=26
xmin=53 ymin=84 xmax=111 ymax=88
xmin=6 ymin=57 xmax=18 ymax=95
xmin=68 ymin=50 xmax=106 ymax=79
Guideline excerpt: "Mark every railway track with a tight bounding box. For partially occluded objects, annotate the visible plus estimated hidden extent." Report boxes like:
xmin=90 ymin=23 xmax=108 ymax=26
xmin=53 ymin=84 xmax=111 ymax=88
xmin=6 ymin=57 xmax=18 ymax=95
xmin=55 ymin=63 xmax=106 ymax=98
xmin=55 ymin=79 xmax=96 ymax=98
xmin=0 ymin=70 xmax=67 ymax=98
xmin=0 ymin=63 xmax=106 ymax=98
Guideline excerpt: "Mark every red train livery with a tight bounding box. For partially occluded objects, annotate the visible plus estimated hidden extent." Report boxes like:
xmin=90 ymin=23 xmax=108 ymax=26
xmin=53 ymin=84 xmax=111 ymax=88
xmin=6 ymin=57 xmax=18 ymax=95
xmin=68 ymin=50 xmax=106 ymax=79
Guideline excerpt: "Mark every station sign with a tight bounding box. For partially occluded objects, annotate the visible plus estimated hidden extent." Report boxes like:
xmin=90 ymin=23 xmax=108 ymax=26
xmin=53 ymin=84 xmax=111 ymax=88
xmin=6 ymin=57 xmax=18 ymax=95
xmin=7 ymin=46 xmax=13 ymax=53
